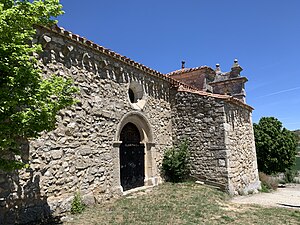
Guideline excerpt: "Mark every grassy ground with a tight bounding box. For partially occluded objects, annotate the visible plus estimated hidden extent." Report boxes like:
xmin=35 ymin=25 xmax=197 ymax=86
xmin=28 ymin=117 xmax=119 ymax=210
xmin=65 ymin=183 xmax=300 ymax=225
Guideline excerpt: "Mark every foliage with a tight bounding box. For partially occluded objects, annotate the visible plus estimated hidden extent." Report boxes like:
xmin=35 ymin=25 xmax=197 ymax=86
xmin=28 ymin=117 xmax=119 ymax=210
xmin=284 ymin=168 xmax=298 ymax=183
xmin=294 ymin=156 xmax=300 ymax=171
xmin=258 ymin=172 xmax=278 ymax=192
xmin=162 ymin=139 xmax=190 ymax=182
xmin=0 ymin=0 xmax=78 ymax=171
xmin=254 ymin=117 xmax=297 ymax=175
xmin=71 ymin=192 xmax=85 ymax=214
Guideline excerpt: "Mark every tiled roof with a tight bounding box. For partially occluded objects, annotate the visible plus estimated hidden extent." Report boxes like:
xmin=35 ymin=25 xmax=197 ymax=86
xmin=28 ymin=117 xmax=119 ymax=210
xmin=39 ymin=25 xmax=253 ymax=111
xmin=177 ymin=86 xmax=254 ymax=111
xmin=166 ymin=66 xmax=214 ymax=76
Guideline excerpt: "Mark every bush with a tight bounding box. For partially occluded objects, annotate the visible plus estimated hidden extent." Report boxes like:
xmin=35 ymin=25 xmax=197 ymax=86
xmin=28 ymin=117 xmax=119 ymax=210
xmin=284 ymin=168 xmax=298 ymax=183
xmin=162 ymin=140 xmax=190 ymax=182
xmin=254 ymin=117 xmax=297 ymax=175
xmin=71 ymin=192 xmax=85 ymax=214
xmin=259 ymin=172 xmax=278 ymax=192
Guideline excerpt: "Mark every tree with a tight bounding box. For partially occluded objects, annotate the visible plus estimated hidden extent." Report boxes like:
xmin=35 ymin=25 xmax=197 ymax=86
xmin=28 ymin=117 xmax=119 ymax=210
xmin=0 ymin=0 xmax=77 ymax=171
xmin=253 ymin=117 xmax=297 ymax=175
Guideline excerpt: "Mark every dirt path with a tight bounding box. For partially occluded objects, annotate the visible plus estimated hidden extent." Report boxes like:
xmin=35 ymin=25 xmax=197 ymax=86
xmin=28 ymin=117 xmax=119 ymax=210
xmin=231 ymin=184 xmax=300 ymax=209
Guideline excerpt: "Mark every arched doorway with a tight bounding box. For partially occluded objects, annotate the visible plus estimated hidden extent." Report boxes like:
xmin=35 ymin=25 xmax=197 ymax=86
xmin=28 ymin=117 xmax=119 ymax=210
xmin=119 ymin=122 xmax=145 ymax=191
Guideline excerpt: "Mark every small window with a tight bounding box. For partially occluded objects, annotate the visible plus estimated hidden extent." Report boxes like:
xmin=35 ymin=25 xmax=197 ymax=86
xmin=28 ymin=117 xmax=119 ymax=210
xmin=128 ymin=81 xmax=146 ymax=110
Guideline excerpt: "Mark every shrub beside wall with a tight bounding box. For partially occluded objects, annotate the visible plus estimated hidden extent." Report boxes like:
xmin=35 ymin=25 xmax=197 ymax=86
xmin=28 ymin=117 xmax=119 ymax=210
xmin=162 ymin=140 xmax=190 ymax=182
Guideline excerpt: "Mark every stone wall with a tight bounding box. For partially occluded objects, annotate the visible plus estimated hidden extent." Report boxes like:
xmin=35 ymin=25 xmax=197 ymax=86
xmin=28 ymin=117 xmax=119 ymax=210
xmin=224 ymin=104 xmax=260 ymax=195
xmin=172 ymin=90 xmax=260 ymax=194
xmin=171 ymin=91 xmax=229 ymax=186
xmin=210 ymin=77 xmax=247 ymax=103
xmin=0 ymin=26 xmax=173 ymax=224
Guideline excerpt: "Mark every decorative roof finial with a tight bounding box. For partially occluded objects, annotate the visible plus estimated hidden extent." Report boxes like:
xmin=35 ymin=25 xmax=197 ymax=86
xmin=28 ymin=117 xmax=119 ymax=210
xmin=230 ymin=58 xmax=243 ymax=77
xmin=181 ymin=61 xmax=185 ymax=69
xmin=232 ymin=58 xmax=239 ymax=67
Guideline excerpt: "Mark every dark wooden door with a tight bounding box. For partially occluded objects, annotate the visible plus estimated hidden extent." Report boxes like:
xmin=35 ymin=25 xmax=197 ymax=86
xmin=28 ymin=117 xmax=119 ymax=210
xmin=120 ymin=123 xmax=145 ymax=191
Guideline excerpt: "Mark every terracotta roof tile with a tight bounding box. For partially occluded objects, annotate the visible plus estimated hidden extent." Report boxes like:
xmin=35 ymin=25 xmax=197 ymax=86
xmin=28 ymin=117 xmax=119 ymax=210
xmin=177 ymin=86 xmax=253 ymax=111
xmin=166 ymin=66 xmax=214 ymax=76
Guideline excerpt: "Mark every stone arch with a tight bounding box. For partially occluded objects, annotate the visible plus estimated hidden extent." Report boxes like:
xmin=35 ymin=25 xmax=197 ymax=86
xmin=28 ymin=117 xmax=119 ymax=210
xmin=112 ymin=112 xmax=158 ymax=193
xmin=115 ymin=111 xmax=153 ymax=143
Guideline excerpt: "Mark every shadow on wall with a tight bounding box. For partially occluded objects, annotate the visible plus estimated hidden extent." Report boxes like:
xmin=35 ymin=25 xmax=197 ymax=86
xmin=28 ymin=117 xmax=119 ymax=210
xmin=0 ymin=141 xmax=59 ymax=225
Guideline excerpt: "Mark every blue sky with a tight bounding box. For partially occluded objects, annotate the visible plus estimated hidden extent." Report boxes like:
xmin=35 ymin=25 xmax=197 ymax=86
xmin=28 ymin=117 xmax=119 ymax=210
xmin=58 ymin=0 xmax=300 ymax=130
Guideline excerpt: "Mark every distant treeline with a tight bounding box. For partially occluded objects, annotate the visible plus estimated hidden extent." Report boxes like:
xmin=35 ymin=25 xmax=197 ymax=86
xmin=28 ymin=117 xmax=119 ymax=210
xmin=293 ymin=130 xmax=300 ymax=142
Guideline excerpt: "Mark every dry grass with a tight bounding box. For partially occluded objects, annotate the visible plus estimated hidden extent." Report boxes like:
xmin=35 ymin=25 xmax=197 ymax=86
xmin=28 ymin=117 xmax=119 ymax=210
xmin=259 ymin=172 xmax=279 ymax=192
xmin=65 ymin=182 xmax=300 ymax=225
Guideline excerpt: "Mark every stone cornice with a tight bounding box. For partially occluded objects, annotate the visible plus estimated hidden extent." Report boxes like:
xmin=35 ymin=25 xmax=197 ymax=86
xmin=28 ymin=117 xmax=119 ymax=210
xmin=37 ymin=25 xmax=197 ymax=91
xmin=37 ymin=25 xmax=254 ymax=112
xmin=209 ymin=77 xmax=248 ymax=86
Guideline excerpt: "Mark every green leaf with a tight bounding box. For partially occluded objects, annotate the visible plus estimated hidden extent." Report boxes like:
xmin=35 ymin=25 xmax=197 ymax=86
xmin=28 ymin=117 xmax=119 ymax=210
xmin=0 ymin=0 xmax=77 ymax=171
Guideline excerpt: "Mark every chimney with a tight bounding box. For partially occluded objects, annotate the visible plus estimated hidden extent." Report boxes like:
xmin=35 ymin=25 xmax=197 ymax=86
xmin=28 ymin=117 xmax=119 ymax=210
xmin=181 ymin=61 xmax=185 ymax=69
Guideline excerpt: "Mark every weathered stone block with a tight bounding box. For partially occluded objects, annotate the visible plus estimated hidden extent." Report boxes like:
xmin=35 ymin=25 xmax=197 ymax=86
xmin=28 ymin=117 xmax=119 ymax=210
xmin=50 ymin=150 xmax=63 ymax=160
xmin=218 ymin=159 xmax=226 ymax=167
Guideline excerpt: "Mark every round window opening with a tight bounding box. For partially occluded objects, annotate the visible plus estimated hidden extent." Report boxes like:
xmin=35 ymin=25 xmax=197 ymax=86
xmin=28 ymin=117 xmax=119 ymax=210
xmin=128 ymin=81 xmax=146 ymax=110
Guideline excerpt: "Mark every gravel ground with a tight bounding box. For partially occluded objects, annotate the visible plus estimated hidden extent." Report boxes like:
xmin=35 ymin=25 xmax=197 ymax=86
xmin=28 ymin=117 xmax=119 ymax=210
xmin=231 ymin=184 xmax=300 ymax=209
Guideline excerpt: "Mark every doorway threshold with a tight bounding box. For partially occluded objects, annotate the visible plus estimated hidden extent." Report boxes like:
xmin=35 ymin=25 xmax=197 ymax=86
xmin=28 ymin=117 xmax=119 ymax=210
xmin=123 ymin=185 xmax=155 ymax=196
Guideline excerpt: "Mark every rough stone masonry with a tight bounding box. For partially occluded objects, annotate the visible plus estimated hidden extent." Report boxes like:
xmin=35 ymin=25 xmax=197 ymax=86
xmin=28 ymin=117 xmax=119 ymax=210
xmin=0 ymin=25 xmax=260 ymax=224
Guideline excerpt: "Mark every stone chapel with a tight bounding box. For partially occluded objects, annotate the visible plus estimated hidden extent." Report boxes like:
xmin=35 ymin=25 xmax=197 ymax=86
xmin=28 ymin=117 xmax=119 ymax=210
xmin=0 ymin=25 xmax=260 ymax=224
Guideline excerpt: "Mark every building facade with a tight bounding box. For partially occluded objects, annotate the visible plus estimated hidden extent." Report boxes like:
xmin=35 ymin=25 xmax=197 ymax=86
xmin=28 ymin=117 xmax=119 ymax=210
xmin=0 ymin=25 xmax=260 ymax=224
